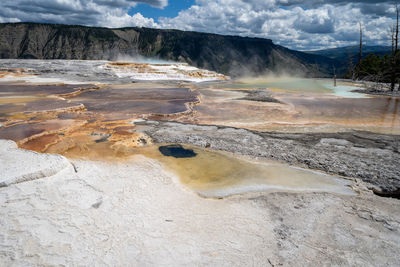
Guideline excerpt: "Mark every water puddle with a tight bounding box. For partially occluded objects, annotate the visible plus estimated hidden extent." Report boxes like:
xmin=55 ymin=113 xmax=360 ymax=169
xmin=226 ymin=77 xmax=366 ymax=98
xmin=49 ymin=138 xmax=354 ymax=198
xmin=159 ymin=144 xmax=197 ymax=158
xmin=0 ymin=83 xmax=95 ymax=96
xmin=136 ymin=144 xmax=355 ymax=198
xmin=0 ymin=119 xmax=81 ymax=143
xmin=192 ymin=78 xmax=400 ymax=134
xmin=325 ymin=84 xmax=368 ymax=98
xmin=67 ymin=86 xmax=199 ymax=116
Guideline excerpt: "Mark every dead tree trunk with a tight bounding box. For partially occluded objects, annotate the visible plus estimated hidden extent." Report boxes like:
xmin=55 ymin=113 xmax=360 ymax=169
xmin=359 ymin=21 xmax=363 ymax=65
xmin=356 ymin=21 xmax=363 ymax=80
xmin=391 ymin=25 xmax=396 ymax=91
xmin=333 ymin=65 xmax=337 ymax=87
xmin=347 ymin=53 xmax=355 ymax=81
xmin=396 ymin=3 xmax=399 ymax=91
xmin=391 ymin=4 xmax=399 ymax=91
xmin=396 ymin=3 xmax=399 ymax=52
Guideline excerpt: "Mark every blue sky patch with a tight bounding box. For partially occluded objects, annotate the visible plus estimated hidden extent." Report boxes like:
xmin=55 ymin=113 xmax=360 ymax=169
xmin=129 ymin=0 xmax=195 ymax=21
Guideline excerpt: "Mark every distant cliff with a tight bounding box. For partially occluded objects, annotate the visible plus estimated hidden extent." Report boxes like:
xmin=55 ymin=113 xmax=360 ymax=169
xmin=0 ymin=22 xmax=335 ymax=77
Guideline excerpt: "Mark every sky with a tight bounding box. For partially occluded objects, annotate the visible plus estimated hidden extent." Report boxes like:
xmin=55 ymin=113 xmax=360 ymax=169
xmin=0 ymin=0 xmax=398 ymax=50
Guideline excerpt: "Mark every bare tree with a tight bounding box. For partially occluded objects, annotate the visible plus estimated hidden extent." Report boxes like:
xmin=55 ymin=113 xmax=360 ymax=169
xmin=391 ymin=24 xmax=396 ymax=91
xmin=390 ymin=3 xmax=399 ymax=91
xmin=396 ymin=3 xmax=399 ymax=52
xmin=313 ymin=61 xmax=320 ymax=77
xmin=396 ymin=3 xmax=399 ymax=90
xmin=391 ymin=25 xmax=395 ymax=55
xmin=355 ymin=21 xmax=363 ymax=79
xmin=333 ymin=64 xmax=337 ymax=86
xmin=347 ymin=52 xmax=355 ymax=81
xmin=359 ymin=21 xmax=363 ymax=65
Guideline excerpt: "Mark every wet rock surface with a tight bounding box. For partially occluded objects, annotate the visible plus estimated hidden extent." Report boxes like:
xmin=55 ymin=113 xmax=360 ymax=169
xmin=67 ymin=86 xmax=199 ymax=115
xmin=237 ymin=88 xmax=282 ymax=103
xmin=141 ymin=121 xmax=400 ymax=192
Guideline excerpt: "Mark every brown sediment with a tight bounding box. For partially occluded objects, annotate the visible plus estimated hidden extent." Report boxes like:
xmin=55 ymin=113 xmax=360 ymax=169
xmin=52 ymin=85 xmax=100 ymax=99
xmin=0 ymin=81 xmax=201 ymax=157
xmin=20 ymin=133 xmax=61 ymax=152
xmin=8 ymin=104 xmax=86 ymax=120
xmin=23 ymin=117 xmax=150 ymax=159
xmin=105 ymin=62 xmax=163 ymax=74
xmin=36 ymin=118 xmax=152 ymax=160
xmin=145 ymin=97 xmax=202 ymax=120
xmin=0 ymin=102 xmax=86 ymax=121
xmin=0 ymin=119 xmax=86 ymax=145
xmin=107 ymin=62 xmax=135 ymax=66
xmin=0 ymin=83 xmax=97 ymax=120
xmin=109 ymin=131 xmax=152 ymax=151
xmin=66 ymin=85 xmax=200 ymax=119
xmin=0 ymin=83 xmax=98 ymax=96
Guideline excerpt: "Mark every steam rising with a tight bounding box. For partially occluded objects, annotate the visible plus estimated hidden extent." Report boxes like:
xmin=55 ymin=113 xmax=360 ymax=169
xmin=115 ymin=54 xmax=174 ymax=64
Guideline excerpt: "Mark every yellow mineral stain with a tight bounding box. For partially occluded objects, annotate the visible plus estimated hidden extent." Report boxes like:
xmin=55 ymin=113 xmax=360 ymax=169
xmin=0 ymin=96 xmax=42 ymax=104
xmin=41 ymin=119 xmax=152 ymax=160
xmin=132 ymin=144 xmax=355 ymax=198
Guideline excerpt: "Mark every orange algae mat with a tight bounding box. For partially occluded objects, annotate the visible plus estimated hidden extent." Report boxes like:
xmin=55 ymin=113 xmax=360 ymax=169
xmin=0 ymin=81 xmax=199 ymax=155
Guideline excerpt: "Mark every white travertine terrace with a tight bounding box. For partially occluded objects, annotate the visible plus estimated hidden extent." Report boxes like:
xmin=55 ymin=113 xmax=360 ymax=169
xmin=101 ymin=62 xmax=228 ymax=82
xmin=0 ymin=140 xmax=72 ymax=187
xmin=0 ymin=59 xmax=228 ymax=84
xmin=0 ymin=141 xmax=399 ymax=265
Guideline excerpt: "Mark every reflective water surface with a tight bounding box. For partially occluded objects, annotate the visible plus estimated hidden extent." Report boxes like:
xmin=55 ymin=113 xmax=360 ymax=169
xmin=187 ymin=77 xmax=400 ymax=134
xmin=133 ymin=144 xmax=355 ymax=198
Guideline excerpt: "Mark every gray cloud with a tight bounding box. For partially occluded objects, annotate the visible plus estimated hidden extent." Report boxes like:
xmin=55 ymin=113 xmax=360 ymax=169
xmin=0 ymin=0 xmax=165 ymax=27
xmin=0 ymin=0 xmax=397 ymax=50
xmin=160 ymin=0 xmax=397 ymax=50
xmin=276 ymin=0 xmax=395 ymax=7
xmin=135 ymin=0 xmax=168 ymax=8
xmin=294 ymin=9 xmax=335 ymax=34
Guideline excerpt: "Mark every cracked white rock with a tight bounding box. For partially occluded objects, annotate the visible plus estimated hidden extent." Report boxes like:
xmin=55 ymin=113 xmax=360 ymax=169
xmin=0 ymin=141 xmax=399 ymax=266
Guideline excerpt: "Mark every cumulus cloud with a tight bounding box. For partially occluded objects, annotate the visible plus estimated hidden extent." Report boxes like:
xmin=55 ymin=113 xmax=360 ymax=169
xmin=0 ymin=0 xmax=398 ymax=50
xmin=101 ymin=12 xmax=159 ymax=28
xmin=294 ymin=7 xmax=335 ymax=34
xmin=0 ymin=0 xmax=165 ymax=27
xmin=160 ymin=0 xmax=398 ymax=50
